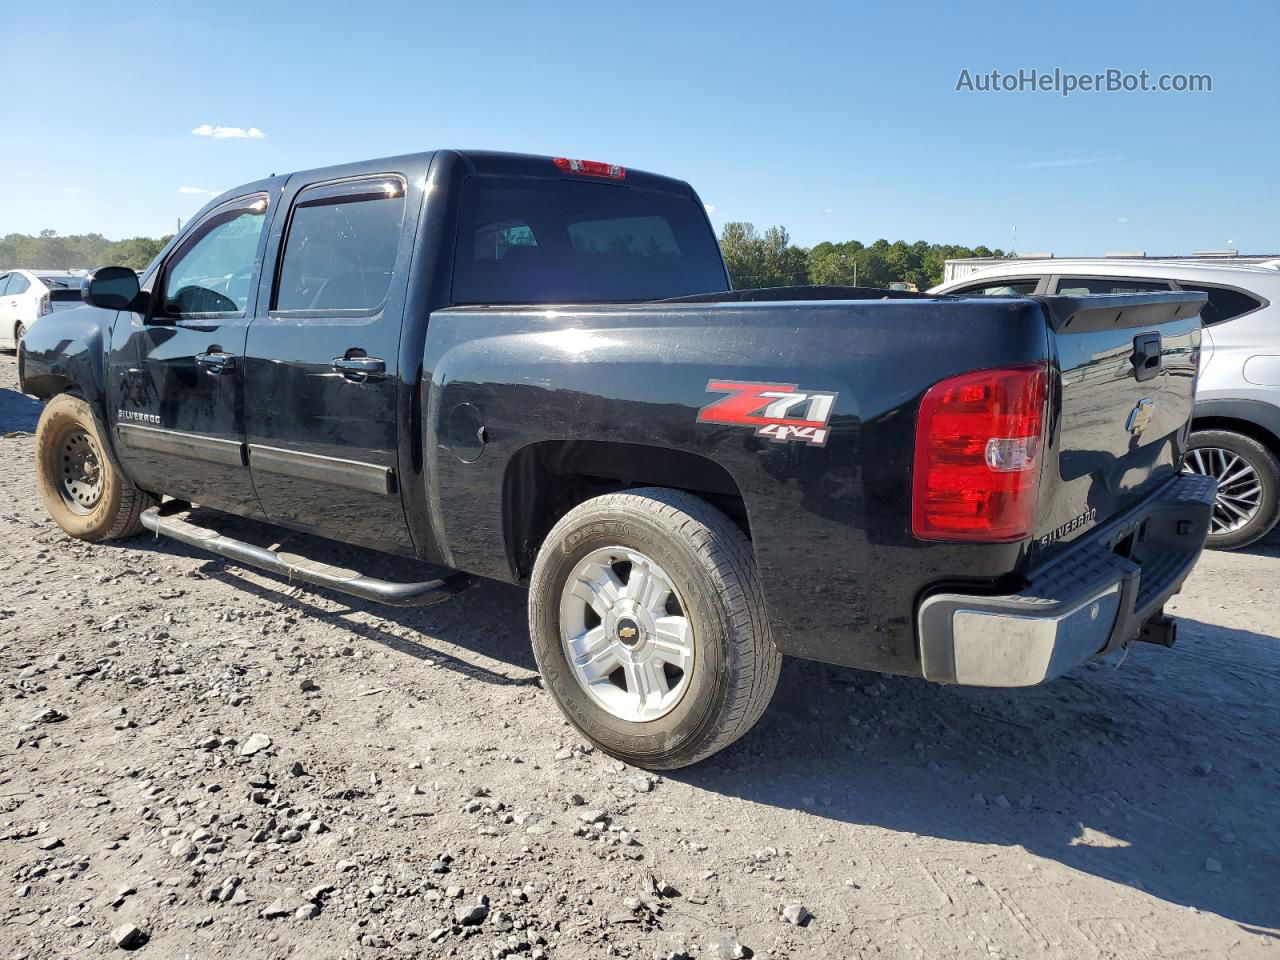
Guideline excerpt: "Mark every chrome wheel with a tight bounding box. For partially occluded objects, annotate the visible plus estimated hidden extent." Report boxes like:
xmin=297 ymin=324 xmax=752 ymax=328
xmin=57 ymin=428 xmax=104 ymax=514
xmin=1184 ymin=446 xmax=1262 ymax=535
xmin=559 ymin=546 xmax=694 ymax=723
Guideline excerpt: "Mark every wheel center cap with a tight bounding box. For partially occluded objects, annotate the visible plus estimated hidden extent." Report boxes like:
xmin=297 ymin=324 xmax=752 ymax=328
xmin=616 ymin=617 xmax=644 ymax=649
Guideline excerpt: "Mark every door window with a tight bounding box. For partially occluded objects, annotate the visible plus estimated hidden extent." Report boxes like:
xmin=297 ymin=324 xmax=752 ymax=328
xmin=273 ymin=177 xmax=406 ymax=313
xmin=1174 ymin=282 xmax=1266 ymax=326
xmin=0 ymin=274 xmax=10 ymax=295
xmin=1056 ymin=276 xmax=1174 ymax=295
xmin=953 ymin=279 xmax=1039 ymax=296
xmin=7 ymin=274 xmax=30 ymax=295
xmin=160 ymin=198 xmax=268 ymax=317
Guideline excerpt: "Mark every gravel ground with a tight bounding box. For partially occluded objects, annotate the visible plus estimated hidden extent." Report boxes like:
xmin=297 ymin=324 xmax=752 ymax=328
xmin=1 ymin=351 xmax=1278 ymax=960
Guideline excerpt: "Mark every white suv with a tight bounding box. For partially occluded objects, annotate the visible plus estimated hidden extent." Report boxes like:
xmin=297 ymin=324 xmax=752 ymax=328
xmin=0 ymin=269 xmax=87 ymax=351
xmin=933 ymin=259 xmax=1280 ymax=549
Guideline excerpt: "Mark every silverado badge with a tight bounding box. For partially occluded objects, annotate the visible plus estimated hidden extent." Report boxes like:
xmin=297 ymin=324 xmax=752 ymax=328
xmin=698 ymin=380 xmax=839 ymax=447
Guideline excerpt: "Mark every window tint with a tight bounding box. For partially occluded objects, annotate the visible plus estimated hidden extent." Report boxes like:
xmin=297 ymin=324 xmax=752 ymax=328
xmin=162 ymin=201 xmax=267 ymax=316
xmin=8 ymin=274 xmax=30 ymax=295
xmin=1175 ymin=282 xmax=1265 ymax=326
xmin=274 ymin=180 xmax=406 ymax=312
xmin=1056 ymin=277 xmax=1174 ymax=295
xmin=38 ymin=275 xmax=81 ymax=289
xmin=453 ymin=177 xmax=727 ymax=304
xmin=0 ymin=274 xmax=10 ymax=295
xmin=956 ymin=279 xmax=1039 ymax=296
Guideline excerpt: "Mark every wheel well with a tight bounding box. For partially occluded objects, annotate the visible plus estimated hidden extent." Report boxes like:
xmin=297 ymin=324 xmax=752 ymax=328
xmin=1192 ymin=416 xmax=1280 ymax=456
xmin=503 ymin=440 xmax=750 ymax=580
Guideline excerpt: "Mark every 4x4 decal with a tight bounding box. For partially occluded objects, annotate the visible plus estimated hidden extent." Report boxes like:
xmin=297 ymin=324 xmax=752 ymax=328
xmin=697 ymin=380 xmax=839 ymax=447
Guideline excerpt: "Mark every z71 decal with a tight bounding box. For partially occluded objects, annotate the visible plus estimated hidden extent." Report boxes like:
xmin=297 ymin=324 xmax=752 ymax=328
xmin=697 ymin=380 xmax=839 ymax=447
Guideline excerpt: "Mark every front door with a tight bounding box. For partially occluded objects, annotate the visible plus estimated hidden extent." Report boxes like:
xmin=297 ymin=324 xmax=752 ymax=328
xmin=243 ymin=171 xmax=419 ymax=552
xmin=106 ymin=193 xmax=274 ymax=516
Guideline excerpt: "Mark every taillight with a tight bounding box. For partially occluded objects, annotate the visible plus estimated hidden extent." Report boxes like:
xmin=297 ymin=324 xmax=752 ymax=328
xmin=912 ymin=363 xmax=1048 ymax=542
xmin=38 ymin=295 xmax=51 ymax=317
xmin=553 ymin=156 xmax=626 ymax=180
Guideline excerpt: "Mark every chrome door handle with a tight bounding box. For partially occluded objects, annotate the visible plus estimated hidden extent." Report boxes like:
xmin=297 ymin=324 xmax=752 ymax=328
xmin=332 ymin=356 xmax=386 ymax=382
xmin=196 ymin=351 xmax=237 ymax=375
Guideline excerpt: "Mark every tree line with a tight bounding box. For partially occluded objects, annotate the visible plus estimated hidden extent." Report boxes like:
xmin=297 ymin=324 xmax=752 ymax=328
xmin=719 ymin=222 xmax=1005 ymax=291
xmin=0 ymin=231 xmax=172 ymax=272
xmin=1 ymin=224 xmax=1004 ymax=291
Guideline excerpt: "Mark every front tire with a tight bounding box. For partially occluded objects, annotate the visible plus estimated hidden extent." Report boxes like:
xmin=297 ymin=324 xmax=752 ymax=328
xmin=34 ymin=393 xmax=156 ymax=541
xmin=1184 ymin=429 xmax=1280 ymax=550
xmin=528 ymin=488 xmax=780 ymax=769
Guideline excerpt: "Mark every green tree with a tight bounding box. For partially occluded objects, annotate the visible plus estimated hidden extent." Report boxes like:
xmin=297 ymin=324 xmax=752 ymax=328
xmin=718 ymin=222 xmax=810 ymax=289
xmin=0 ymin=231 xmax=172 ymax=272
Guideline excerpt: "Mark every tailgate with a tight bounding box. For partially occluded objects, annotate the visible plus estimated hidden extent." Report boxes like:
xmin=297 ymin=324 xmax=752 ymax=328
xmin=1033 ymin=291 xmax=1206 ymax=556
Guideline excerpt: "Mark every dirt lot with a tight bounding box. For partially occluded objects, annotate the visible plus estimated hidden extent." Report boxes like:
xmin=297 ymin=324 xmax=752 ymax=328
xmin=1 ymin=352 xmax=1278 ymax=960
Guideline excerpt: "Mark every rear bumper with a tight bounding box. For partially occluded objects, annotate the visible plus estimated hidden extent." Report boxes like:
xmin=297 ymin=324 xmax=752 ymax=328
xmin=917 ymin=473 xmax=1216 ymax=687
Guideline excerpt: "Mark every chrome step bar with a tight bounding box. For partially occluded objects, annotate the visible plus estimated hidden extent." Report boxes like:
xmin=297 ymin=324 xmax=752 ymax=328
xmin=139 ymin=506 xmax=472 ymax=607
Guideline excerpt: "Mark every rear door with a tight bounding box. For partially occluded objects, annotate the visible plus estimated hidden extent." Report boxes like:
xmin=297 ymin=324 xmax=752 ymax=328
xmin=106 ymin=193 xmax=273 ymax=516
xmin=242 ymin=170 xmax=420 ymax=552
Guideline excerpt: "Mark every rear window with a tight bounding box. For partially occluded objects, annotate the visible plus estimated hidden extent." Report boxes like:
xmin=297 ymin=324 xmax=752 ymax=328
xmin=451 ymin=177 xmax=726 ymax=304
xmin=38 ymin=275 xmax=81 ymax=289
xmin=1175 ymin=282 xmax=1265 ymax=326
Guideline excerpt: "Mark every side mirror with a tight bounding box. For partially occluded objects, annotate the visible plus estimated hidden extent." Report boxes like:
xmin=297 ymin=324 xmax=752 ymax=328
xmin=82 ymin=266 xmax=141 ymax=311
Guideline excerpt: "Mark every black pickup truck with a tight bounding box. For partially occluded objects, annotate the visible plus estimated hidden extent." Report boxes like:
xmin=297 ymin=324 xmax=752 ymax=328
xmin=19 ymin=150 xmax=1215 ymax=768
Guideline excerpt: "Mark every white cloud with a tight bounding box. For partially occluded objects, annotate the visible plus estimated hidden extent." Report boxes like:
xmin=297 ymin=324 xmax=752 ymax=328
xmin=191 ymin=124 xmax=266 ymax=140
xmin=179 ymin=185 xmax=216 ymax=195
xmin=823 ymin=208 xmax=833 ymax=214
xmin=63 ymin=187 xmax=84 ymax=194
xmin=1117 ymin=216 xmax=1132 ymax=224
xmin=704 ymin=203 xmax=717 ymax=215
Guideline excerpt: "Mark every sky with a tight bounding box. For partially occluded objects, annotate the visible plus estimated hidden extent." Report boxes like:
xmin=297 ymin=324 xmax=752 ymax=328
xmin=3 ymin=0 xmax=1278 ymax=256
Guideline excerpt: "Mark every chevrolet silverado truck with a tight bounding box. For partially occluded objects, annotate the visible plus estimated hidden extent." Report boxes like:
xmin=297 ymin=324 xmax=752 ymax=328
xmin=18 ymin=150 xmax=1215 ymax=768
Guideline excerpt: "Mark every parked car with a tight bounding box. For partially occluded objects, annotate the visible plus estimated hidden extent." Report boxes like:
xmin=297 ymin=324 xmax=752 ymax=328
xmin=19 ymin=151 xmax=1214 ymax=768
xmin=933 ymin=259 xmax=1280 ymax=549
xmin=0 ymin=270 xmax=87 ymax=351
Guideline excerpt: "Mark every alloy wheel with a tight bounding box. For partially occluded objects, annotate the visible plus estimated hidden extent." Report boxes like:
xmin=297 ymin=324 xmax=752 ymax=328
xmin=558 ymin=546 xmax=695 ymax=722
xmin=1183 ymin=446 xmax=1263 ymax=535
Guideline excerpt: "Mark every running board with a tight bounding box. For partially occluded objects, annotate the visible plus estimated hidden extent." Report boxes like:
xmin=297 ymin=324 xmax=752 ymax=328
xmin=139 ymin=506 xmax=472 ymax=607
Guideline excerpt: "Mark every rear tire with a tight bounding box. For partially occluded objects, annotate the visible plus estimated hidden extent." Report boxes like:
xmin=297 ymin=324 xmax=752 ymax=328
xmin=528 ymin=487 xmax=780 ymax=769
xmin=34 ymin=393 xmax=156 ymax=541
xmin=1184 ymin=429 xmax=1280 ymax=550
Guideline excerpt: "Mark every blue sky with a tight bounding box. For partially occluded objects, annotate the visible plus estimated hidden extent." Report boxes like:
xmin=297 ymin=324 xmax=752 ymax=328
xmin=4 ymin=0 xmax=1277 ymax=255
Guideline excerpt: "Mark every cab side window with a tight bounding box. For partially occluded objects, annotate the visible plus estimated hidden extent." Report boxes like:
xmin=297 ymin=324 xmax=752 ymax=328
xmin=160 ymin=199 xmax=268 ymax=318
xmin=273 ymin=177 xmax=406 ymax=313
xmin=1055 ymin=277 xmax=1173 ymax=295
xmin=953 ymin=279 xmax=1039 ymax=296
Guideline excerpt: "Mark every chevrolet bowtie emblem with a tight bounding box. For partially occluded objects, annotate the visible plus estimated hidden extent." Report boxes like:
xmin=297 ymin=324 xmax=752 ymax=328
xmin=1127 ymin=397 xmax=1155 ymax=436
xmin=619 ymin=627 xmax=638 ymax=639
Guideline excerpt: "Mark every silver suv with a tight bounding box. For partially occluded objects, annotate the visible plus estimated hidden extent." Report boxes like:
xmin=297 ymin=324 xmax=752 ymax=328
xmin=934 ymin=259 xmax=1280 ymax=549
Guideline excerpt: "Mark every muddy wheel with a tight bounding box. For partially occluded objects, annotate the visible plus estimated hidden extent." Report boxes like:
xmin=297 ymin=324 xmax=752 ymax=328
xmin=529 ymin=487 xmax=780 ymax=769
xmin=34 ymin=393 xmax=155 ymax=540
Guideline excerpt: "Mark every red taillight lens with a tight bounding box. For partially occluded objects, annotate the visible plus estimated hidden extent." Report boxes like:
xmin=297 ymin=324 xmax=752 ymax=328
xmin=912 ymin=363 xmax=1048 ymax=542
xmin=553 ymin=156 xmax=626 ymax=179
xmin=38 ymin=295 xmax=51 ymax=317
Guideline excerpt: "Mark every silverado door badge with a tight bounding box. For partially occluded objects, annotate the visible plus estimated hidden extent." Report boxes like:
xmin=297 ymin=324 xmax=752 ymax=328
xmin=698 ymin=380 xmax=838 ymax=446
